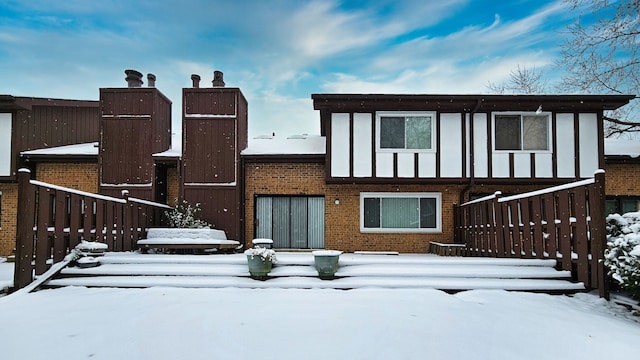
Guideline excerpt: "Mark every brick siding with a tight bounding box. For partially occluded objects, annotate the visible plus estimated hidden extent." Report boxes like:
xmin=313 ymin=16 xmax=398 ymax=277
xmin=0 ymin=163 xmax=98 ymax=257
xmin=0 ymin=183 xmax=18 ymax=256
xmin=36 ymin=163 xmax=99 ymax=193
xmin=244 ymin=162 xmax=326 ymax=248
xmin=604 ymin=163 xmax=640 ymax=195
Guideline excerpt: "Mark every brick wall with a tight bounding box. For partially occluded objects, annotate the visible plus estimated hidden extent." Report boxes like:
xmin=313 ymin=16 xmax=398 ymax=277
xmin=0 ymin=183 xmax=18 ymax=256
xmin=167 ymin=166 xmax=179 ymax=207
xmin=244 ymin=162 xmax=326 ymax=248
xmin=244 ymin=161 xmax=469 ymax=253
xmin=604 ymin=163 xmax=640 ymax=195
xmin=0 ymin=163 xmax=98 ymax=257
xmin=325 ymin=183 xmax=464 ymax=253
xmin=36 ymin=163 xmax=99 ymax=193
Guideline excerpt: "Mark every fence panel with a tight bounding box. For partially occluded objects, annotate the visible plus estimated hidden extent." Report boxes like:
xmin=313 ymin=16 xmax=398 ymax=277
xmin=13 ymin=169 xmax=172 ymax=290
xmin=453 ymin=171 xmax=607 ymax=296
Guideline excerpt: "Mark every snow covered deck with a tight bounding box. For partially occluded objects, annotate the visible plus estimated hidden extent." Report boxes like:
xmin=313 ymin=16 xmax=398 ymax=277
xmin=45 ymin=252 xmax=585 ymax=293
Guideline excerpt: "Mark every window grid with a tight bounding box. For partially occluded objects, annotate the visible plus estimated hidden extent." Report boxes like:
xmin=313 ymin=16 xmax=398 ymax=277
xmin=360 ymin=192 xmax=442 ymax=233
xmin=493 ymin=112 xmax=550 ymax=152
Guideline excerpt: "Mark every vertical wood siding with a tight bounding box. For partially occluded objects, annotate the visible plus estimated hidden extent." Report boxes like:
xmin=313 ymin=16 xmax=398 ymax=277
xmin=181 ymin=87 xmax=247 ymax=242
xmin=99 ymin=88 xmax=172 ymax=202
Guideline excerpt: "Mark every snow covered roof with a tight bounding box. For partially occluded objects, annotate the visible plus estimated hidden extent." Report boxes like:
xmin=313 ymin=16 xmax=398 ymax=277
xmin=20 ymin=142 xmax=98 ymax=157
xmin=242 ymin=134 xmax=326 ymax=156
xmin=604 ymin=138 xmax=640 ymax=158
xmin=152 ymin=147 xmax=182 ymax=159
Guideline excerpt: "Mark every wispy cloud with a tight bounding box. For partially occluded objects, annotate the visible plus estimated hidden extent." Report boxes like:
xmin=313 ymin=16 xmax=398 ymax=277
xmin=0 ymin=0 xmax=575 ymax=140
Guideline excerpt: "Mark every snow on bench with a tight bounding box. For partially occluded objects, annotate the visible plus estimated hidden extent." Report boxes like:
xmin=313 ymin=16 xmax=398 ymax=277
xmin=137 ymin=228 xmax=241 ymax=253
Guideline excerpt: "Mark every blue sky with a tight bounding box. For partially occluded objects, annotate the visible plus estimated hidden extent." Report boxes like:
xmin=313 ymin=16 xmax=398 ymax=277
xmin=0 ymin=0 xmax=576 ymax=146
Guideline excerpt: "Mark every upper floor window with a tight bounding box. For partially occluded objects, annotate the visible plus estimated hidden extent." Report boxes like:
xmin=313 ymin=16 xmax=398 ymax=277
xmin=493 ymin=112 xmax=550 ymax=151
xmin=377 ymin=111 xmax=435 ymax=151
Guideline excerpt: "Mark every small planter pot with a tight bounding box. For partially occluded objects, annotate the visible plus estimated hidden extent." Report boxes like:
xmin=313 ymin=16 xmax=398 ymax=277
xmin=246 ymin=255 xmax=273 ymax=278
xmin=312 ymin=250 xmax=342 ymax=279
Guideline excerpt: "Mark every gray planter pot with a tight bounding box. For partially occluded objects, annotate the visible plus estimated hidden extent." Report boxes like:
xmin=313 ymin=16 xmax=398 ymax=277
xmin=246 ymin=255 xmax=273 ymax=279
xmin=312 ymin=250 xmax=342 ymax=279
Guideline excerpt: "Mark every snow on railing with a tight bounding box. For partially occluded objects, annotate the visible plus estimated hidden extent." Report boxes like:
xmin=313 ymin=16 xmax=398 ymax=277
xmin=13 ymin=168 xmax=172 ymax=290
xmin=453 ymin=171 xmax=608 ymax=297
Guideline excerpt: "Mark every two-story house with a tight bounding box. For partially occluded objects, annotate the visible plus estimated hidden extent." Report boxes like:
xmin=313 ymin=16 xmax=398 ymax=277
xmin=242 ymin=94 xmax=634 ymax=253
xmin=0 ymin=72 xmax=635 ymax=256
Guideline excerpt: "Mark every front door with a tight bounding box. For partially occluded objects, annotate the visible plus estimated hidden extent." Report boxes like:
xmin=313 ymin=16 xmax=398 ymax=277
xmin=255 ymin=196 xmax=325 ymax=249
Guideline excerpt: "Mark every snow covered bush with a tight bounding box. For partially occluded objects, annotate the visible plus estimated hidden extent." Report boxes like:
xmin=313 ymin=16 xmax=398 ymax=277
xmin=244 ymin=247 xmax=277 ymax=263
xmin=164 ymin=199 xmax=212 ymax=229
xmin=605 ymin=212 xmax=640 ymax=298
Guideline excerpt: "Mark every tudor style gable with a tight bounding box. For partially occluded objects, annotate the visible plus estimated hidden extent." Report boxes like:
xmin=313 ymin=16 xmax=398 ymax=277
xmin=312 ymin=94 xmax=634 ymax=184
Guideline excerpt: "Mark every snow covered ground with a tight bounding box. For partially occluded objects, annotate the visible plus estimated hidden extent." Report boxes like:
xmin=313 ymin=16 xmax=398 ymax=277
xmin=1 ymin=256 xmax=639 ymax=359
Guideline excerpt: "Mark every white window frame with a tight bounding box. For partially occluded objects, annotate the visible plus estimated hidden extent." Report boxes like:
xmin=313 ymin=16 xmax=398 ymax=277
xmin=492 ymin=112 xmax=552 ymax=153
xmin=376 ymin=111 xmax=436 ymax=153
xmin=360 ymin=192 xmax=442 ymax=233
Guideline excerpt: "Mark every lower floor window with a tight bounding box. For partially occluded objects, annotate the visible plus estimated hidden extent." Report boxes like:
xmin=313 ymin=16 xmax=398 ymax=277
xmin=360 ymin=192 xmax=441 ymax=233
xmin=606 ymin=196 xmax=640 ymax=215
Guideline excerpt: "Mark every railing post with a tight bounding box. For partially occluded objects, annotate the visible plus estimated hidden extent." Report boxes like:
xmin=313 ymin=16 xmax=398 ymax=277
xmin=14 ymin=168 xmax=36 ymax=290
xmin=592 ymin=170 xmax=609 ymax=299
xmin=453 ymin=203 xmax=460 ymax=244
xmin=121 ymin=190 xmax=132 ymax=251
xmin=493 ymin=192 xmax=505 ymax=257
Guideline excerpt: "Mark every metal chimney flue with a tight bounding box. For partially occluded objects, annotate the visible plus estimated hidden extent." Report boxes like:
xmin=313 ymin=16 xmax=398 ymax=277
xmin=212 ymin=70 xmax=225 ymax=87
xmin=147 ymin=73 xmax=156 ymax=87
xmin=125 ymin=69 xmax=143 ymax=87
xmin=191 ymin=74 xmax=201 ymax=88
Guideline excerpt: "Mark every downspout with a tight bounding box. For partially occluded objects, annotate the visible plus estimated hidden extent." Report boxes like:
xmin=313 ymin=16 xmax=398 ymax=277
xmin=459 ymin=97 xmax=483 ymax=205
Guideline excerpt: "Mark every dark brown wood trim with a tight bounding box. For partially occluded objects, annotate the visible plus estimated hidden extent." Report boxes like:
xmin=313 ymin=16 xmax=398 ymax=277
xmin=509 ymin=153 xmax=515 ymax=178
xmin=487 ymin=112 xmax=493 ymax=178
xmin=530 ymin=153 xmax=536 ymax=178
xmin=436 ymin=112 xmax=441 ymax=178
xmin=461 ymin=113 xmax=467 ymax=178
xmin=371 ymin=112 xmax=376 ymax=177
xmin=468 ymin=113 xmax=474 ymax=179
xmin=393 ymin=152 xmax=398 ymax=178
xmin=597 ymin=111 xmax=605 ymax=169
xmin=324 ymin=176 xmax=572 ymax=185
xmin=349 ymin=113 xmax=354 ymax=178
xmin=551 ymin=113 xmax=558 ymax=179
xmin=573 ymin=113 xmax=581 ymax=179
xmin=325 ymin=112 xmax=333 ymax=183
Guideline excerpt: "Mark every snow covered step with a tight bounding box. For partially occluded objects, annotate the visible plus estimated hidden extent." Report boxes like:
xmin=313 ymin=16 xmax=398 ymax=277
xmin=45 ymin=275 xmax=585 ymax=292
xmin=60 ymin=262 xmax=571 ymax=280
xmin=92 ymin=252 xmax=560 ymax=268
xmin=335 ymin=264 xmax=572 ymax=279
xmin=60 ymin=263 xmax=249 ymax=277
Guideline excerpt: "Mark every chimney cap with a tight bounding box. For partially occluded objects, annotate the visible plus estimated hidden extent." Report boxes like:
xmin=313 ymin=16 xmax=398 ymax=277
xmin=191 ymin=74 xmax=201 ymax=88
xmin=212 ymin=70 xmax=225 ymax=87
xmin=124 ymin=69 xmax=143 ymax=87
xmin=147 ymin=73 xmax=156 ymax=87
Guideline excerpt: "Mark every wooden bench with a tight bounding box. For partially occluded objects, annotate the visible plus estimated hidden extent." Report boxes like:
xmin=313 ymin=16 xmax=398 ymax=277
xmin=428 ymin=242 xmax=466 ymax=257
xmin=137 ymin=228 xmax=241 ymax=253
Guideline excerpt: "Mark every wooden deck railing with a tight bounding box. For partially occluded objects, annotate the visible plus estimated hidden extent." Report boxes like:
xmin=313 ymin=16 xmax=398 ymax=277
xmin=453 ymin=171 xmax=608 ymax=297
xmin=13 ymin=168 xmax=172 ymax=290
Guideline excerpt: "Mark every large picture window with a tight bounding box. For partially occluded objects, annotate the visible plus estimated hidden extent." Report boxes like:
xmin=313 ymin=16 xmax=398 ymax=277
xmin=377 ymin=112 xmax=434 ymax=151
xmin=360 ymin=192 xmax=441 ymax=233
xmin=494 ymin=113 xmax=550 ymax=151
